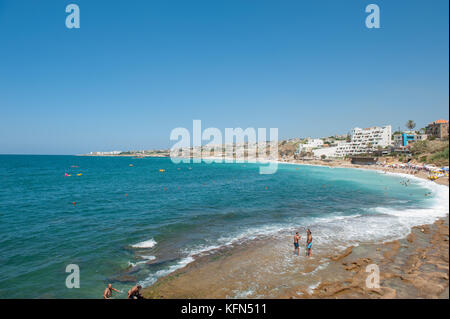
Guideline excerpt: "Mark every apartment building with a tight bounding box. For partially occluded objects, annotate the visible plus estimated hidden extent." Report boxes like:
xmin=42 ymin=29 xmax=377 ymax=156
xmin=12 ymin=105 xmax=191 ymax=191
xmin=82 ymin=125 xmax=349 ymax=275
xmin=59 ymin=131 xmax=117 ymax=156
xmin=334 ymin=125 xmax=392 ymax=157
xmin=425 ymin=119 xmax=449 ymax=139
xmin=393 ymin=131 xmax=427 ymax=147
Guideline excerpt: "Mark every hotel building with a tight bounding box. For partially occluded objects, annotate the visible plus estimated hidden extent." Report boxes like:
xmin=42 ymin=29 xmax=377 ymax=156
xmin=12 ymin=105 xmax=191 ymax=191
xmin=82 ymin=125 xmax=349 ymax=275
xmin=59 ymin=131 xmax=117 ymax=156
xmin=333 ymin=125 xmax=392 ymax=157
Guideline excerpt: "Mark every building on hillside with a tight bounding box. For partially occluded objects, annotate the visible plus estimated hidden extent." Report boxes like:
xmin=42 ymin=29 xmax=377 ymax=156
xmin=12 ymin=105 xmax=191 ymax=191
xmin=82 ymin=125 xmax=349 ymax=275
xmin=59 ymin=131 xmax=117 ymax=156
xmin=296 ymin=138 xmax=324 ymax=154
xmin=312 ymin=146 xmax=338 ymax=159
xmin=334 ymin=125 xmax=392 ymax=157
xmin=393 ymin=131 xmax=427 ymax=147
xmin=425 ymin=119 xmax=448 ymax=139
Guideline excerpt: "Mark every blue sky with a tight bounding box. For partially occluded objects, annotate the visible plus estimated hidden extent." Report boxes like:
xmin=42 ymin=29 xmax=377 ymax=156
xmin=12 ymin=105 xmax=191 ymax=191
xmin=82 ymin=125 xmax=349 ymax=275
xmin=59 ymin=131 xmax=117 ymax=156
xmin=0 ymin=0 xmax=448 ymax=154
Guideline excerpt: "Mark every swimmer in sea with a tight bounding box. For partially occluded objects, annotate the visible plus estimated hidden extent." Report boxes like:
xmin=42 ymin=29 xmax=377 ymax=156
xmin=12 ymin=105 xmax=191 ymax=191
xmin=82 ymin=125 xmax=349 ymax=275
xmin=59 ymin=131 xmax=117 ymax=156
xmin=306 ymin=229 xmax=313 ymax=257
xmin=128 ymin=285 xmax=144 ymax=299
xmin=104 ymin=284 xmax=120 ymax=299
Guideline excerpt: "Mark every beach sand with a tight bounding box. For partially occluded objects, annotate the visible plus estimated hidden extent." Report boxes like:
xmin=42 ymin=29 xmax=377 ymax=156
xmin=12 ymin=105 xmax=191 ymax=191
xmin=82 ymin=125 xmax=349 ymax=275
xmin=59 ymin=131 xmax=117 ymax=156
xmin=141 ymin=160 xmax=449 ymax=299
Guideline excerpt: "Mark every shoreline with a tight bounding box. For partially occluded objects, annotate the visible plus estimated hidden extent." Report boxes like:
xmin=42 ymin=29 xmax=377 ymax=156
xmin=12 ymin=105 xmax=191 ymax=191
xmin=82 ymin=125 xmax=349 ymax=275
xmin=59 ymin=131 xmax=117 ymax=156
xmin=142 ymin=216 xmax=449 ymax=299
xmin=139 ymin=157 xmax=449 ymax=299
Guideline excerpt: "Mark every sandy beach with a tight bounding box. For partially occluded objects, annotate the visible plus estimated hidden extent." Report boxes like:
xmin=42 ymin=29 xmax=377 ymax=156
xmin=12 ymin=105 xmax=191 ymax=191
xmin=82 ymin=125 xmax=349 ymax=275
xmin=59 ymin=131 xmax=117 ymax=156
xmin=141 ymin=159 xmax=449 ymax=299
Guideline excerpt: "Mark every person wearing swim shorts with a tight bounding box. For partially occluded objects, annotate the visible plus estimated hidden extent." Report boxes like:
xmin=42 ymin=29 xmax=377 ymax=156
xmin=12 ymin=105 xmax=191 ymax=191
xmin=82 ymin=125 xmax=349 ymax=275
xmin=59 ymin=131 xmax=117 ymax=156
xmin=293 ymin=232 xmax=301 ymax=256
xmin=306 ymin=228 xmax=312 ymax=257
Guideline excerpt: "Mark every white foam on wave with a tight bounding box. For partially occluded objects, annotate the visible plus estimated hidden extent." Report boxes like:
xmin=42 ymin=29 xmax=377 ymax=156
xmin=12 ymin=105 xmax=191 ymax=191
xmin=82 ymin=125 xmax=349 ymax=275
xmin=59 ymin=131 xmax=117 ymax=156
xmin=308 ymin=177 xmax=449 ymax=247
xmin=231 ymin=288 xmax=256 ymax=299
xmin=138 ymin=224 xmax=295 ymax=288
xmin=138 ymin=256 xmax=194 ymax=287
xmin=131 ymin=238 xmax=157 ymax=248
xmin=140 ymin=255 xmax=156 ymax=260
xmin=180 ymin=223 xmax=296 ymax=259
xmin=307 ymin=281 xmax=321 ymax=295
xmin=128 ymin=255 xmax=157 ymax=268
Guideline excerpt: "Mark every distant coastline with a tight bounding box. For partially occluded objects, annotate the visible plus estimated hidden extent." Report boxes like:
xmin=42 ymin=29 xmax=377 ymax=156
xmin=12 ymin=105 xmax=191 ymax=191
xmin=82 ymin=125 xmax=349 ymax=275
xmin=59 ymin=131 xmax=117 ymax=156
xmin=81 ymin=151 xmax=449 ymax=186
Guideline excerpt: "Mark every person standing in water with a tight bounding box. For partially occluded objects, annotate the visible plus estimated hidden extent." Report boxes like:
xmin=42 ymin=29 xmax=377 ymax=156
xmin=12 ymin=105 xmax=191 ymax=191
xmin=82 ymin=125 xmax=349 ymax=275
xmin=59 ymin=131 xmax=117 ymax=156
xmin=293 ymin=232 xmax=301 ymax=256
xmin=103 ymin=283 xmax=121 ymax=299
xmin=306 ymin=229 xmax=313 ymax=257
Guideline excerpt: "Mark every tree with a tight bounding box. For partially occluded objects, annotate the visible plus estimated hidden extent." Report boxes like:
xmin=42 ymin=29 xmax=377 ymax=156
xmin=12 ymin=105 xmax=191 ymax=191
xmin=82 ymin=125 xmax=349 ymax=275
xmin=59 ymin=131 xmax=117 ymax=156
xmin=321 ymin=154 xmax=326 ymax=160
xmin=406 ymin=120 xmax=416 ymax=130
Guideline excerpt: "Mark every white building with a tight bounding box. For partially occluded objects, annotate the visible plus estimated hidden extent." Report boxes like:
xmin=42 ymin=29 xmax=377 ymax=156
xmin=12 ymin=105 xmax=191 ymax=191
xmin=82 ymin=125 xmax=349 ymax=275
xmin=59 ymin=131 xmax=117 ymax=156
xmin=297 ymin=138 xmax=324 ymax=154
xmin=313 ymin=146 xmax=338 ymax=158
xmin=334 ymin=125 xmax=392 ymax=157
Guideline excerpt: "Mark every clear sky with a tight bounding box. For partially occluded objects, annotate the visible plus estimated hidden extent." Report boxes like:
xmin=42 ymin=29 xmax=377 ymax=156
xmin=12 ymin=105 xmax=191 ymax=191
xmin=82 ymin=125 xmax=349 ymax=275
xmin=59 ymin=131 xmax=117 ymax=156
xmin=0 ymin=0 xmax=448 ymax=154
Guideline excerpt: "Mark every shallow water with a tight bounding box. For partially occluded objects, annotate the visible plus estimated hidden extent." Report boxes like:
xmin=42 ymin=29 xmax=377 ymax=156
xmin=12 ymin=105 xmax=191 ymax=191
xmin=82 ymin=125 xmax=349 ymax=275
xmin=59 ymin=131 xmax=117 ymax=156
xmin=0 ymin=155 xmax=447 ymax=298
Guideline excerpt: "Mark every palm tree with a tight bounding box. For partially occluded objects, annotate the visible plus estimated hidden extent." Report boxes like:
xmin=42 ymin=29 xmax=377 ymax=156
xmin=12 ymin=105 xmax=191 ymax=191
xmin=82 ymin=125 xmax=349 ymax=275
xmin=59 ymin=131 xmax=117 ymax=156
xmin=406 ymin=120 xmax=416 ymax=131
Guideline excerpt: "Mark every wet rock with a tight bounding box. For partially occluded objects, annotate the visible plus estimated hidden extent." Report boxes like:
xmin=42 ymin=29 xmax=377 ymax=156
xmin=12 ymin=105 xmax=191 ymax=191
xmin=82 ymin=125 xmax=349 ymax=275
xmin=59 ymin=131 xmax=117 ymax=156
xmin=331 ymin=246 xmax=353 ymax=261
xmin=109 ymin=274 xmax=137 ymax=283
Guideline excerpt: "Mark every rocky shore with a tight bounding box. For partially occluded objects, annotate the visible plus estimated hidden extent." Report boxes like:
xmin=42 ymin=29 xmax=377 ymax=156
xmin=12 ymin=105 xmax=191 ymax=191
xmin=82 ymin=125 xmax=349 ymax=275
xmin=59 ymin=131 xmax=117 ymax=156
xmin=288 ymin=217 xmax=449 ymax=298
xmin=141 ymin=216 xmax=449 ymax=299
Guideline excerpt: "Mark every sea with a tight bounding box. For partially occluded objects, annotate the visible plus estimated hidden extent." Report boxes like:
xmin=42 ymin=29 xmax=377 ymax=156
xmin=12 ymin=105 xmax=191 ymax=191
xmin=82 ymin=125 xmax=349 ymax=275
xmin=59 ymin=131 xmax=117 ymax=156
xmin=0 ymin=155 xmax=448 ymax=298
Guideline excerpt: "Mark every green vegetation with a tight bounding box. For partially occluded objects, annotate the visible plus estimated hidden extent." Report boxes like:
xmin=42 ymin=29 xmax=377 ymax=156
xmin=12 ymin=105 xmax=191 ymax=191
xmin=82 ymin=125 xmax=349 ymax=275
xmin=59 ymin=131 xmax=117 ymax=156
xmin=429 ymin=148 xmax=449 ymax=166
xmin=410 ymin=140 xmax=449 ymax=166
xmin=419 ymin=155 xmax=428 ymax=163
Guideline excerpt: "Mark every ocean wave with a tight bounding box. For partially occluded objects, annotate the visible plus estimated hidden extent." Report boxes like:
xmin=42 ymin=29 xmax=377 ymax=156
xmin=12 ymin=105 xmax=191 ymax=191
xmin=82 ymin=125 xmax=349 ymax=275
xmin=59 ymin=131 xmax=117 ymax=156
xmin=181 ymin=223 xmax=297 ymax=259
xmin=128 ymin=255 xmax=157 ymax=268
xmin=138 ymin=224 xmax=296 ymax=288
xmin=131 ymin=238 xmax=157 ymax=249
xmin=307 ymin=178 xmax=449 ymax=246
xmin=138 ymin=256 xmax=194 ymax=287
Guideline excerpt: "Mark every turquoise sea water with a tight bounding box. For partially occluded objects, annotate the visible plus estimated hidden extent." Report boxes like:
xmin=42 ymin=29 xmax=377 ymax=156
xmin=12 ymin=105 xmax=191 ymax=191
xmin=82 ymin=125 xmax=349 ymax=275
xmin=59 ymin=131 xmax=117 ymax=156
xmin=0 ymin=155 xmax=447 ymax=298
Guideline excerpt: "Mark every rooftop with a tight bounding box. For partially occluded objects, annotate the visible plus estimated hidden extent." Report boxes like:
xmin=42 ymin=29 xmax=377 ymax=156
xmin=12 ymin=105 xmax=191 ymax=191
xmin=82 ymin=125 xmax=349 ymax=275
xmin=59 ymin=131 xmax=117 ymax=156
xmin=430 ymin=119 xmax=448 ymax=125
